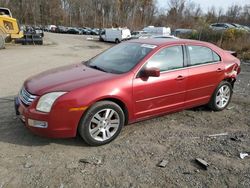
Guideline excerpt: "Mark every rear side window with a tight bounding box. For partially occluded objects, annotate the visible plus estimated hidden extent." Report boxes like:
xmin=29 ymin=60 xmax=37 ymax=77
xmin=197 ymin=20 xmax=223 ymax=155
xmin=146 ymin=45 xmax=184 ymax=72
xmin=187 ymin=45 xmax=221 ymax=66
xmin=212 ymin=51 xmax=221 ymax=62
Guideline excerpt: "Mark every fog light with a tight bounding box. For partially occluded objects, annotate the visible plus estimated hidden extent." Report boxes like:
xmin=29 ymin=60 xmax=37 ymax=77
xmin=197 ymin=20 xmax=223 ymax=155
xmin=28 ymin=119 xmax=48 ymax=128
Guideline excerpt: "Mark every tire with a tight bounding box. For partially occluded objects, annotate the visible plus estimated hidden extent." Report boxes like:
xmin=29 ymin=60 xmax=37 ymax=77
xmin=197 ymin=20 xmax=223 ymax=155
xmin=208 ymin=81 xmax=233 ymax=111
xmin=5 ymin=35 xmax=11 ymax=43
xmin=78 ymin=101 xmax=125 ymax=146
xmin=0 ymin=35 xmax=4 ymax=49
xmin=0 ymin=30 xmax=5 ymax=49
xmin=115 ymin=38 xmax=120 ymax=44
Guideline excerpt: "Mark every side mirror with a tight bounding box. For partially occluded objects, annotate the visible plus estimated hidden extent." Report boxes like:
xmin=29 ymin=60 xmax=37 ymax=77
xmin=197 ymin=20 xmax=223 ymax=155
xmin=141 ymin=67 xmax=160 ymax=77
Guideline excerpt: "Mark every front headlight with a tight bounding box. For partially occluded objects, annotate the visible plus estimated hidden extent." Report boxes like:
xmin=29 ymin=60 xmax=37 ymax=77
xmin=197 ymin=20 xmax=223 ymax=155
xmin=36 ymin=92 xmax=66 ymax=113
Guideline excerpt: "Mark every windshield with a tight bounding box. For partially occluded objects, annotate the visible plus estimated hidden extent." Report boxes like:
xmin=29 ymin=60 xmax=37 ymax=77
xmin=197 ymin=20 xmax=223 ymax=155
xmin=85 ymin=43 xmax=156 ymax=74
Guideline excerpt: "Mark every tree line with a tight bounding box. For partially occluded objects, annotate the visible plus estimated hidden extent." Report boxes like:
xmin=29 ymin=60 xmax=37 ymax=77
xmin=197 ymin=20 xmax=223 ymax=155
xmin=0 ymin=0 xmax=249 ymax=29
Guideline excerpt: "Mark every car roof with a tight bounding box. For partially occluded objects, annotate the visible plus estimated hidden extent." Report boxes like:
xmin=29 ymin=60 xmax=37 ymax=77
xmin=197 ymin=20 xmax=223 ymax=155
xmin=152 ymin=35 xmax=180 ymax=39
xmin=128 ymin=38 xmax=213 ymax=47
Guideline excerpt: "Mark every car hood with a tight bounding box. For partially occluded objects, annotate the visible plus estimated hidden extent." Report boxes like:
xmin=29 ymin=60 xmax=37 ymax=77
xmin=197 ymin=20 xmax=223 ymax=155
xmin=25 ymin=63 xmax=116 ymax=95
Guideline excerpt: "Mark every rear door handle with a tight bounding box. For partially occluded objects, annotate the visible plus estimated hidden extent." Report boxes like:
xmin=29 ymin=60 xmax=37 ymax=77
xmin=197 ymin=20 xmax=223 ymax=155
xmin=216 ymin=68 xmax=223 ymax=72
xmin=176 ymin=75 xmax=185 ymax=80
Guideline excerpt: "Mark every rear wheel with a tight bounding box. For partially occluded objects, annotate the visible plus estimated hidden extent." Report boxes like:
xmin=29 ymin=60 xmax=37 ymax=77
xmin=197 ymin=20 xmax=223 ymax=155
xmin=115 ymin=38 xmax=120 ymax=44
xmin=78 ymin=101 xmax=125 ymax=146
xmin=209 ymin=81 xmax=232 ymax=111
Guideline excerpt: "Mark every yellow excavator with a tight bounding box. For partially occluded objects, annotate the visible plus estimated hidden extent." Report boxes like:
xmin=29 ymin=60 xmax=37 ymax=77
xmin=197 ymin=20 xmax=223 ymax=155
xmin=0 ymin=7 xmax=24 ymax=49
xmin=0 ymin=7 xmax=43 ymax=49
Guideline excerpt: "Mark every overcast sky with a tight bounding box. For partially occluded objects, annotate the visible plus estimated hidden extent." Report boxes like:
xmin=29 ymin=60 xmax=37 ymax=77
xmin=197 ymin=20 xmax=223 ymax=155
xmin=158 ymin=0 xmax=249 ymax=12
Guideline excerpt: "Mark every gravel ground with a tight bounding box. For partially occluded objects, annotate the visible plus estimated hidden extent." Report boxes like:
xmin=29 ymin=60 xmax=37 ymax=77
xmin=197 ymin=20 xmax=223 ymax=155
xmin=0 ymin=33 xmax=249 ymax=188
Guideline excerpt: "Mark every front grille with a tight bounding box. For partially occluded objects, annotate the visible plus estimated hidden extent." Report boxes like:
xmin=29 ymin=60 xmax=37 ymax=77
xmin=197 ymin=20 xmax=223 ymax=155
xmin=19 ymin=87 xmax=37 ymax=106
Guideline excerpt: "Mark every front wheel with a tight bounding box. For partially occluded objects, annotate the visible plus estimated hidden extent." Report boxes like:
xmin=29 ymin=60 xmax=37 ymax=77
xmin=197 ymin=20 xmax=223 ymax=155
xmin=78 ymin=101 xmax=125 ymax=146
xmin=208 ymin=81 xmax=233 ymax=111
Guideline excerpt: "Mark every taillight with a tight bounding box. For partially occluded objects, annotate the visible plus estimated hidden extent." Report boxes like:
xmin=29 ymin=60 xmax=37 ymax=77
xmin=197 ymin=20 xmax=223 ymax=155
xmin=234 ymin=61 xmax=241 ymax=74
xmin=236 ymin=66 xmax=241 ymax=74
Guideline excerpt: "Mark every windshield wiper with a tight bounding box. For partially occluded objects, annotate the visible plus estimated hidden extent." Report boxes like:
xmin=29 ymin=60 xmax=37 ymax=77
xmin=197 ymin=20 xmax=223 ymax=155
xmin=88 ymin=65 xmax=107 ymax=72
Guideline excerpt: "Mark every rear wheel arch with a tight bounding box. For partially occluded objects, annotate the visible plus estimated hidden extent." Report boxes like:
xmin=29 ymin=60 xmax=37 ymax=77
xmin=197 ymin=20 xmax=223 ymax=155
xmin=223 ymin=78 xmax=236 ymax=88
xmin=208 ymin=80 xmax=233 ymax=111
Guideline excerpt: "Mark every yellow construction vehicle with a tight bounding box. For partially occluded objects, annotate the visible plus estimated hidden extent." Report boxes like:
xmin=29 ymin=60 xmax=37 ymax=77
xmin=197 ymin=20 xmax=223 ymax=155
xmin=0 ymin=7 xmax=24 ymax=49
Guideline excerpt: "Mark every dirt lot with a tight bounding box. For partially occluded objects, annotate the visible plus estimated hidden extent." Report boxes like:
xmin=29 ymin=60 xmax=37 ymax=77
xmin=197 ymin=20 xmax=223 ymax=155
xmin=0 ymin=33 xmax=249 ymax=188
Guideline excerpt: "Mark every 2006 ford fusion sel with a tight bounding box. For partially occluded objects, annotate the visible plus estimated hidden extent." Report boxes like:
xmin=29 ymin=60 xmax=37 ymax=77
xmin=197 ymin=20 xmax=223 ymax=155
xmin=15 ymin=39 xmax=241 ymax=145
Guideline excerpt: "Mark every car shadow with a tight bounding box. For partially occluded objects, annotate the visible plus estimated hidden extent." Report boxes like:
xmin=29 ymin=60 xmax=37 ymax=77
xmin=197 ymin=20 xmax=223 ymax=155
xmin=187 ymin=105 xmax=212 ymax=112
xmin=0 ymin=96 xmax=88 ymax=147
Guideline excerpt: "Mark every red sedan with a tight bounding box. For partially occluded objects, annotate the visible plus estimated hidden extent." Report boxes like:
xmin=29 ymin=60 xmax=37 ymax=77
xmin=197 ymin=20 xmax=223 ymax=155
xmin=15 ymin=39 xmax=241 ymax=145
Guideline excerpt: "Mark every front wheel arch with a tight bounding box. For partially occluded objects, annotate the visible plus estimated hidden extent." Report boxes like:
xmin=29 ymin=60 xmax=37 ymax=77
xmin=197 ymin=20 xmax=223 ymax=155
xmin=75 ymin=96 xmax=130 ymax=138
xmin=97 ymin=98 xmax=129 ymax=125
xmin=82 ymin=97 xmax=129 ymax=125
xmin=78 ymin=100 xmax=125 ymax=145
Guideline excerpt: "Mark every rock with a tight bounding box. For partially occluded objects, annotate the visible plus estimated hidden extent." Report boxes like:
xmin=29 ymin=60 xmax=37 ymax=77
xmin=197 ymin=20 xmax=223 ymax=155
xmin=129 ymin=183 xmax=135 ymax=188
xmin=23 ymin=162 xmax=33 ymax=168
xmin=183 ymin=171 xmax=192 ymax=175
xmin=227 ymin=106 xmax=235 ymax=110
xmin=79 ymin=158 xmax=91 ymax=164
xmin=208 ymin=133 xmax=228 ymax=137
xmin=240 ymin=153 xmax=249 ymax=159
xmin=79 ymin=158 xmax=102 ymax=165
xmin=230 ymin=136 xmax=242 ymax=142
xmin=27 ymin=154 xmax=32 ymax=158
xmin=157 ymin=159 xmax=168 ymax=168
xmin=96 ymin=159 xmax=102 ymax=165
xmin=195 ymin=158 xmax=209 ymax=170
xmin=213 ymin=166 xmax=219 ymax=170
xmin=80 ymin=170 xmax=86 ymax=174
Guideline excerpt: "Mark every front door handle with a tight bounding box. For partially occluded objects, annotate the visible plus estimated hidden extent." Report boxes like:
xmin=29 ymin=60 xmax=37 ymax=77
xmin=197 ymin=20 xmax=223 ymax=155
xmin=216 ymin=68 xmax=223 ymax=72
xmin=176 ymin=75 xmax=185 ymax=80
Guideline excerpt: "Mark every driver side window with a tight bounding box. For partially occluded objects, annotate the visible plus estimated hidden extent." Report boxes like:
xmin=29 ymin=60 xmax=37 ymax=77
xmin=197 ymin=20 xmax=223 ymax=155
xmin=146 ymin=46 xmax=184 ymax=72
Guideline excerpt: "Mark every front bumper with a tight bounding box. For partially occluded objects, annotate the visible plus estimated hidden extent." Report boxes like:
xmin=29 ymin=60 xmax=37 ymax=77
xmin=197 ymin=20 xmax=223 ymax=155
xmin=14 ymin=96 xmax=83 ymax=138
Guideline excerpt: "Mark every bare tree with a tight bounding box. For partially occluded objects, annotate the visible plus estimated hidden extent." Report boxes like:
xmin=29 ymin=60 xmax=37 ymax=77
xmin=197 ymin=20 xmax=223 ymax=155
xmin=0 ymin=0 xmax=249 ymax=29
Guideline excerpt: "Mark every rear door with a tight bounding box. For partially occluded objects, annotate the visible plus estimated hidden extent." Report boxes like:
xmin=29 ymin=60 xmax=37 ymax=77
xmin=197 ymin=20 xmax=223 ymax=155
xmin=185 ymin=45 xmax=224 ymax=108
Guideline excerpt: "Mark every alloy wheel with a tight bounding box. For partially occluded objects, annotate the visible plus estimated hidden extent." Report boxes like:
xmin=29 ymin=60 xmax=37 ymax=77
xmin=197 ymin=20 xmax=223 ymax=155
xmin=89 ymin=108 xmax=120 ymax=141
xmin=215 ymin=85 xmax=231 ymax=108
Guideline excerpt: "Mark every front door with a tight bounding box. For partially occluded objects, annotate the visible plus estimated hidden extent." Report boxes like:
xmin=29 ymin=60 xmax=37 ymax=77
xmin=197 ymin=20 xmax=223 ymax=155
xmin=133 ymin=45 xmax=187 ymax=120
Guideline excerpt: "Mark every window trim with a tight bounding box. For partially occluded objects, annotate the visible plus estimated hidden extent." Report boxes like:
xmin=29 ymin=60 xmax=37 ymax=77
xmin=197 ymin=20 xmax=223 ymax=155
xmin=212 ymin=51 xmax=221 ymax=62
xmin=135 ymin=44 xmax=186 ymax=78
xmin=185 ymin=45 xmax=221 ymax=67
